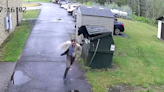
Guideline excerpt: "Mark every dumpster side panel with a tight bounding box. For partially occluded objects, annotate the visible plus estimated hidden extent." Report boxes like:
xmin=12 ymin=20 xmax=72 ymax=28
xmin=81 ymin=40 xmax=90 ymax=65
xmin=91 ymin=35 xmax=114 ymax=50
xmin=87 ymin=51 xmax=113 ymax=69
xmin=86 ymin=34 xmax=115 ymax=69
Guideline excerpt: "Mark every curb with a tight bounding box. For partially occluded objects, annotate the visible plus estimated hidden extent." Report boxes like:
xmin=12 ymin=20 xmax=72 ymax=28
xmin=0 ymin=62 xmax=16 ymax=92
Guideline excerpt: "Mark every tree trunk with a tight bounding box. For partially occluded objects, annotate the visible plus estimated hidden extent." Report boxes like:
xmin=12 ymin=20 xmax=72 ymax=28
xmin=145 ymin=0 xmax=150 ymax=18
xmin=109 ymin=0 xmax=112 ymax=3
xmin=138 ymin=0 xmax=140 ymax=16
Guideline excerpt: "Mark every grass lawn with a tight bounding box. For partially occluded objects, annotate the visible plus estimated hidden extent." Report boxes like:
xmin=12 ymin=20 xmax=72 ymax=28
xmin=0 ymin=10 xmax=40 ymax=62
xmin=22 ymin=3 xmax=40 ymax=7
xmin=22 ymin=0 xmax=50 ymax=3
xmin=83 ymin=19 xmax=164 ymax=92
xmin=23 ymin=10 xmax=40 ymax=18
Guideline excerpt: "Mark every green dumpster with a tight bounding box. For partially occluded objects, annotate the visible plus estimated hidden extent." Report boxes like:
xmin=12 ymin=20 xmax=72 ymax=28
xmin=80 ymin=26 xmax=115 ymax=69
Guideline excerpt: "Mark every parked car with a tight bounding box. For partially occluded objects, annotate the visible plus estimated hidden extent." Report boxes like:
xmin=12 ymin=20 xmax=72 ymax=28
xmin=52 ymin=0 xmax=58 ymax=3
xmin=61 ymin=4 xmax=66 ymax=8
xmin=114 ymin=20 xmax=124 ymax=35
xmin=59 ymin=0 xmax=66 ymax=6
xmin=58 ymin=0 xmax=65 ymax=5
xmin=67 ymin=4 xmax=79 ymax=14
xmin=53 ymin=0 xmax=59 ymax=3
xmin=63 ymin=4 xmax=68 ymax=9
xmin=72 ymin=6 xmax=78 ymax=18
xmin=64 ymin=1 xmax=75 ymax=9
xmin=74 ymin=20 xmax=124 ymax=35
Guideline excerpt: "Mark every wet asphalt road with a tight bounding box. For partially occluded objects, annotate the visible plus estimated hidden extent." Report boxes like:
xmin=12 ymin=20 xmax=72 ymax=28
xmin=6 ymin=3 xmax=91 ymax=92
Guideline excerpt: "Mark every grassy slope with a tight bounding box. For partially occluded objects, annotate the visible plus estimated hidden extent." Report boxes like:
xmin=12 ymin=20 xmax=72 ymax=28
xmin=0 ymin=10 xmax=40 ymax=62
xmin=23 ymin=10 xmax=40 ymax=18
xmin=22 ymin=0 xmax=50 ymax=3
xmin=85 ymin=19 xmax=164 ymax=92
xmin=22 ymin=3 xmax=40 ymax=7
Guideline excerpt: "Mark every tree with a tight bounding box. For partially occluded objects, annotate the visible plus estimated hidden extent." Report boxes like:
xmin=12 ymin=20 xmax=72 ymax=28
xmin=137 ymin=0 xmax=140 ymax=16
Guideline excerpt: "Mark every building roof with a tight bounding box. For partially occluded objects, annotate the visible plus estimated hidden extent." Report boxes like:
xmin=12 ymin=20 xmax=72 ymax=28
xmin=79 ymin=5 xmax=114 ymax=18
xmin=156 ymin=16 xmax=164 ymax=20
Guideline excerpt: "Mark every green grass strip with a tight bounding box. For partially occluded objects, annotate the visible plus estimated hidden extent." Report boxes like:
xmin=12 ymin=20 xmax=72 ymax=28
xmin=0 ymin=10 xmax=40 ymax=62
xmin=22 ymin=3 xmax=40 ymax=7
xmin=23 ymin=10 xmax=40 ymax=19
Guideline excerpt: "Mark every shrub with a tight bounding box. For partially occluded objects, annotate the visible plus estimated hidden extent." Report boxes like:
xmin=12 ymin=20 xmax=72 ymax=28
xmin=83 ymin=2 xmax=93 ymax=6
xmin=104 ymin=2 xmax=119 ymax=9
xmin=133 ymin=14 xmax=154 ymax=25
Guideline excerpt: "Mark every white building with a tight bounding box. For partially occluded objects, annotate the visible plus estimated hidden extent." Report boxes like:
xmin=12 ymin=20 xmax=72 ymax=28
xmin=156 ymin=16 xmax=164 ymax=40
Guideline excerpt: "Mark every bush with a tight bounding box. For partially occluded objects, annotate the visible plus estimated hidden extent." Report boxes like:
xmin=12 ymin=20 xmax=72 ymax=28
xmin=104 ymin=3 xmax=133 ymax=19
xmin=133 ymin=14 xmax=154 ymax=25
xmin=83 ymin=2 xmax=93 ymax=6
xmin=104 ymin=2 xmax=119 ymax=9
xmin=82 ymin=1 xmax=157 ymax=26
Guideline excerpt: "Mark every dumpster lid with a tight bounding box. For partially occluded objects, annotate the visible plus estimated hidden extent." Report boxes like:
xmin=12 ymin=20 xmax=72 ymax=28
xmin=85 ymin=26 xmax=110 ymax=35
xmin=90 ymin=32 xmax=112 ymax=41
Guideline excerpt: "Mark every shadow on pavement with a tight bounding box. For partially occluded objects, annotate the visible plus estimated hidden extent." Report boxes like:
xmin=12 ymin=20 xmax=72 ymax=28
xmin=114 ymin=33 xmax=130 ymax=38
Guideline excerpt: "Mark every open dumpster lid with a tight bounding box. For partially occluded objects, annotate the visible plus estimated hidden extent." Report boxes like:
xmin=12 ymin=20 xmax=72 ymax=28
xmin=90 ymin=32 xmax=112 ymax=41
xmin=85 ymin=26 xmax=110 ymax=35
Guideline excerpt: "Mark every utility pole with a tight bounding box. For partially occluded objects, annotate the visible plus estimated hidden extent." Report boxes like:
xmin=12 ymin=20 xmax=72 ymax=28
xmin=28 ymin=0 xmax=30 ymax=3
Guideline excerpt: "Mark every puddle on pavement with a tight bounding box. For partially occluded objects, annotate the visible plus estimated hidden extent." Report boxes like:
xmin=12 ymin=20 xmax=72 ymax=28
xmin=52 ymin=18 xmax=61 ymax=22
xmin=11 ymin=71 xmax=31 ymax=85
xmin=68 ymin=90 xmax=79 ymax=92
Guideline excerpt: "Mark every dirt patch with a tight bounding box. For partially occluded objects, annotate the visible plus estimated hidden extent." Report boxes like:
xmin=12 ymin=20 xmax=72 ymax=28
xmin=108 ymin=84 xmax=164 ymax=92
xmin=110 ymin=63 xmax=118 ymax=70
xmin=115 ymin=51 xmax=127 ymax=57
